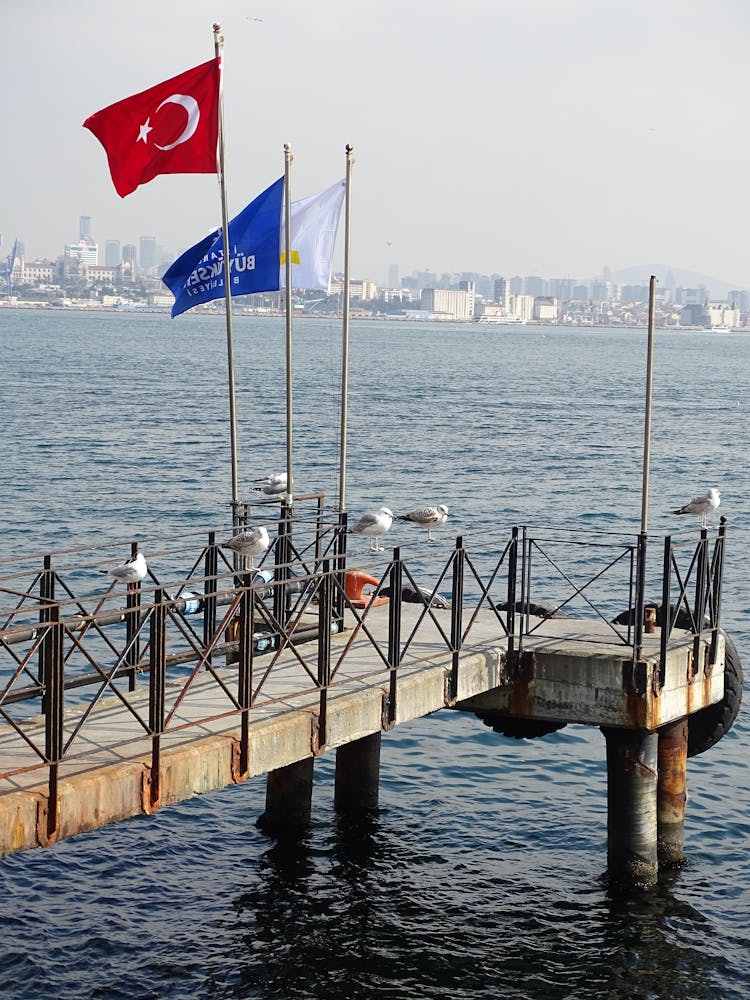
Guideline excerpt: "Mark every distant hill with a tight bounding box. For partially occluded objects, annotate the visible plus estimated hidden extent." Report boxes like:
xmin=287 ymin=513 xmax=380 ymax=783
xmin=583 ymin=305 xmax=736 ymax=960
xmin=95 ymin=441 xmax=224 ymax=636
xmin=610 ymin=265 xmax=744 ymax=300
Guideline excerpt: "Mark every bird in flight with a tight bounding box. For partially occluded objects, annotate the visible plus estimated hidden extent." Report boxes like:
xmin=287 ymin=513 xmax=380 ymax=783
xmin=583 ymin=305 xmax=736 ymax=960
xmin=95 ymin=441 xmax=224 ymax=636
xmin=395 ymin=504 xmax=449 ymax=541
xmin=349 ymin=507 xmax=393 ymax=552
xmin=671 ymin=488 xmax=721 ymax=528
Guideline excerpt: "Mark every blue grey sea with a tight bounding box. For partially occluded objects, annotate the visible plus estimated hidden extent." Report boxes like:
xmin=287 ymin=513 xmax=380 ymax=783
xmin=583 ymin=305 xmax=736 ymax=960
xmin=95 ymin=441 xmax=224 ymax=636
xmin=0 ymin=308 xmax=748 ymax=999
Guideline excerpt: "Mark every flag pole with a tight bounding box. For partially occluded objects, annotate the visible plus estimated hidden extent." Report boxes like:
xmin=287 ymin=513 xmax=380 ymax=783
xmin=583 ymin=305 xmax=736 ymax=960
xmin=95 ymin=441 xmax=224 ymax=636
xmin=640 ymin=274 xmax=657 ymax=533
xmin=213 ymin=22 xmax=240 ymax=508
xmin=284 ymin=144 xmax=294 ymax=509
xmin=338 ymin=144 xmax=354 ymax=512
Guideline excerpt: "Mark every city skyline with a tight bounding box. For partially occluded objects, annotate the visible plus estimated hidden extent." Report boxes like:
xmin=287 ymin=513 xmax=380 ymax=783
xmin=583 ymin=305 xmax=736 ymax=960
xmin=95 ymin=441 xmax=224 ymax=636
xmin=4 ymin=2 xmax=750 ymax=290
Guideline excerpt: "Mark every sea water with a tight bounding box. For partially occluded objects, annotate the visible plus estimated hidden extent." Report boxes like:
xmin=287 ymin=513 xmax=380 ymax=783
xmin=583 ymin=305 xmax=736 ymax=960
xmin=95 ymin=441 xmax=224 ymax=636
xmin=0 ymin=309 xmax=748 ymax=1000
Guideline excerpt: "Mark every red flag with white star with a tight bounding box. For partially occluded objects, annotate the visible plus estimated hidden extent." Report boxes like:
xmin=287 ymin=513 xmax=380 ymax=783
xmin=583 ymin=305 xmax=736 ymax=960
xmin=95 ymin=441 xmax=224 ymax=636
xmin=83 ymin=58 xmax=220 ymax=198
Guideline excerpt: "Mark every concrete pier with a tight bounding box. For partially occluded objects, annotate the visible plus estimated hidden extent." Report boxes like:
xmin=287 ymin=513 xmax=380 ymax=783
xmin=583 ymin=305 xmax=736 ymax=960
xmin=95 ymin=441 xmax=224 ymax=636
xmin=656 ymin=717 xmax=688 ymax=866
xmin=603 ymin=727 xmax=659 ymax=886
xmin=257 ymin=758 xmax=314 ymax=835
xmin=334 ymin=733 xmax=382 ymax=812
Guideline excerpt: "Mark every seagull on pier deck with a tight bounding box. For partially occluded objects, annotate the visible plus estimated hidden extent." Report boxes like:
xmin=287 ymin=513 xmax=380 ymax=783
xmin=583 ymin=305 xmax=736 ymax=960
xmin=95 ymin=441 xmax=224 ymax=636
xmin=395 ymin=504 xmax=449 ymax=542
xmin=220 ymin=526 xmax=271 ymax=569
xmin=671 ymin=488 xmax=721 ymax=528
xmin=251 ymin=473 xmax=291 ymax=497
xmin=349 ymin=507 xmax=393 ymax=552
xmin=106 ymin=551 xmax=148 ymax=591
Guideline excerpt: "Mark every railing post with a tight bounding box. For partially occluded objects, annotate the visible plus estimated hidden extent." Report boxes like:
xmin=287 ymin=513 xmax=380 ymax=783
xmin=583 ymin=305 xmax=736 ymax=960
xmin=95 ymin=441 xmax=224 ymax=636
xmin=237 ymin=571 xmax=255 ymax=779
xmin=449 ymin=536 xmax=464 ymax=702
xmin=39 ymin=554 xmax=55 ymax=713
xmin=386 ymin=547 xmax=402 ymax=726
xmin=317 ymin=558 xmax=333 ymax=748
xmin=693 ymin=528 xmax=709 ymax=630
xmin=506 ymin=527 xmax=519 ymax=655
xmin=148 ymin=588 xmax=167 ymax=810
xmin=709 ymin=520 xmax=726 ymax=664
xmin=273 ymin=500 xmax=291 ymax=631
xmin=634 ymin=531 xmax=647 ymax=666
xmin=333 ymin=511 xmax=348 ymax=630
xmin=659 ymin=534 xmax=672 ymax=682
xmin=203 ymin=531 xmax=219 ymax=670
xmin=125 ymin=541 xmax=141 ymax=691
xmin=44 ymin=603 xmax=63 ymax=842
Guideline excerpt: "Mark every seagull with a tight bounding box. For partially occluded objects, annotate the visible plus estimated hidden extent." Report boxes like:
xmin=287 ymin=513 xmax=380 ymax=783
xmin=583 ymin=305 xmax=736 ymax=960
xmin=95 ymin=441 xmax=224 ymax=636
xmin=220 ymin=526 xmax=270 ymax=568
xmin=106 ymin=552 xmax=148 ymax=591
xmin=671 ymin=488 xmax=721 ymax=528
xmin=395 ymin=504 xmax=449 ymax=542
xmin=251 ymin=473 xmax=291 ymax=497
xmin=349 ymin=507 xmax=393 ymax=552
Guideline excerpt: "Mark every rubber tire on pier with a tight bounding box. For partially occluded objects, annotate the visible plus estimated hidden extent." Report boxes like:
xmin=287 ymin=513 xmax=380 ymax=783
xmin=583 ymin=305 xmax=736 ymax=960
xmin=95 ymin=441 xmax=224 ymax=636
xmin=611 ymin=604 xmax=743 ymax=758
xmin=474 ymin=602 xmax=570 ymax=740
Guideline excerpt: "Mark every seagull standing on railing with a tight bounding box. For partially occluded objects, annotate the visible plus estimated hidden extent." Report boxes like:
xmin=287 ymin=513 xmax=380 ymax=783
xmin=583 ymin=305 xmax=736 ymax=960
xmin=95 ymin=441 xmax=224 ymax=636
xmin=395 ymin=504 xmax=449 ymax=541
xmin=349 ymin=507 xmax=393 ymax=552
xmin=106 ymin=551 xmax=148 ymax=592
xmin=251 ymin=473 xmax=291 ymax=497
xmin=671 ymin=488 xmax=721 ymax=528
xmin=220 ymin=525 xmax=270 ymax=569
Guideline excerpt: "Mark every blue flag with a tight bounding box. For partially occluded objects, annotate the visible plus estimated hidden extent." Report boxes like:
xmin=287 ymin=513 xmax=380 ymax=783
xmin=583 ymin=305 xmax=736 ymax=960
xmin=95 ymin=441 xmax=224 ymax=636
xmin=163 ymin=176 xmax=284 ymax=317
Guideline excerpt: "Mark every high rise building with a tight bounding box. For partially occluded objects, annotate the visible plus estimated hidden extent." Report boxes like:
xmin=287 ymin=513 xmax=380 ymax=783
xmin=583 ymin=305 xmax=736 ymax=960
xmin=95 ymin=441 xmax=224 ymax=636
xmin=105 ymin=240 xmax=122 ymax=266
xmin=79 ymin=216 xmax=92 ymax=241
xmin=139 ymin=236 xmax=157 ymax=275
xmin=494 ymin=277 xmax=509 ymax=309
xmin=388 ymin=263 xmax=400 ymax=290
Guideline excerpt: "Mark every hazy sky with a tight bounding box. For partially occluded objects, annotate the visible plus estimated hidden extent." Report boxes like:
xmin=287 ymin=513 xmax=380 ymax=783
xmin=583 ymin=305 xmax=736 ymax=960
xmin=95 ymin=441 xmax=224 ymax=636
xmin=3 ymin=0 xmax=750 ymax=288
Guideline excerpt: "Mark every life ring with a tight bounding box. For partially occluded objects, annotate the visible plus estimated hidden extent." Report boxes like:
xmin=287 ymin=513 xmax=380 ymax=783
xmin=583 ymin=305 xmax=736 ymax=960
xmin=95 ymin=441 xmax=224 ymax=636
xmin=611 ymin=604 xmax=743 ymax=757
xmin=344 ymin=570 xmax=389 ymax=609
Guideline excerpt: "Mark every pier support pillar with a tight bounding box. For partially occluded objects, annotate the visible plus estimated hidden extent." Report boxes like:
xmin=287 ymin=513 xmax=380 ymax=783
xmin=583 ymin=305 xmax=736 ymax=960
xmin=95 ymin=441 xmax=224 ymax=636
xmin=657 ymin=717 xmax=688 ymax=867
xmin=257 ymin=758 xmax=314 ymax=835
xmin=602 ymin=727 xmax=658 ymax=886
xmin=334 ymin=733 xmax=382 ymax=812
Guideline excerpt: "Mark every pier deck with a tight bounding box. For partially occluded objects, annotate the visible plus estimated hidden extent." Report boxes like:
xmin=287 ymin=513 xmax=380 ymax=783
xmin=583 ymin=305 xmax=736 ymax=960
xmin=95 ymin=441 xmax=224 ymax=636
xmin=0 ymin=601 xmax=723 ymax=857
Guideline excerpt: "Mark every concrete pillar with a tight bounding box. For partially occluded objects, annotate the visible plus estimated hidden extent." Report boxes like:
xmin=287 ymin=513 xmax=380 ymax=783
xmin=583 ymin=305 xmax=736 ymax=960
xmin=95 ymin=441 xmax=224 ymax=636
xmin=256 ymin=758 xmax=313 ymax=835
xmin=334 ymin=733 xmax=382 ymax=812
xmin=657 ymin=717 xmax=688 ymax=866
xmin=602 ymin=727 xmax=658 ymax=886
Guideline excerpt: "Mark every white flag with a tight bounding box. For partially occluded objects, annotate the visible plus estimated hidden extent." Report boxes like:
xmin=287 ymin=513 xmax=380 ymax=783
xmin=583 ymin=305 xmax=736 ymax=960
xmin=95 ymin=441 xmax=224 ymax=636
xmin=281 ymin=179 xmax=346 ymax=291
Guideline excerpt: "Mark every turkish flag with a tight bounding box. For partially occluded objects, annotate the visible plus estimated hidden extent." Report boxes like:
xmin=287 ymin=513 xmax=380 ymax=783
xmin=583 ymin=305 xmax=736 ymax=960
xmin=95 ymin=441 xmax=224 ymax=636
xmin=83 ymin=58 xmax=220 ymax=197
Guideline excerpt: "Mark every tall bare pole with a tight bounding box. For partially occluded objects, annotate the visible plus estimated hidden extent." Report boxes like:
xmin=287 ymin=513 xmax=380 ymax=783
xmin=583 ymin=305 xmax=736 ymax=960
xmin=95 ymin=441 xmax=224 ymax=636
xmin=213 ymin=23 xmax=239 ymax=505
xmin=338 ymin=145 xmax=354 ymax=512
xmin=640 ymin=275 xmax=657 ymax=533
xmin=284 ymin=144 xmax=294 ymax=508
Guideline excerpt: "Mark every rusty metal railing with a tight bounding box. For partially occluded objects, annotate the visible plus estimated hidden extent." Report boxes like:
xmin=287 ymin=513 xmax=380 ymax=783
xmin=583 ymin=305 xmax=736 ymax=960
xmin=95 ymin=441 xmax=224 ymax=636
xmin=0 ymin=510 xmax=727 ymax=830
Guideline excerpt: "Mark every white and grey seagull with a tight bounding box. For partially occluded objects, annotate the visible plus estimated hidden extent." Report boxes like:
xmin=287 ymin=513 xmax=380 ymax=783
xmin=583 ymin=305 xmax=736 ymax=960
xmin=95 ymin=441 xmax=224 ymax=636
xmin=251 ymin=473 xmax=291 ymax=497
xmin=349 ymin=507 xmax=394 ymax=552
xmin=671 ymin=488 xmax=721 ymax=528
xmin=395 ymin=504 xmax=449 ymax=542
xmin=220 ymin=526 xmax=271 ymax=568
xmin=106 ymin=551 xmax=148 ymax=591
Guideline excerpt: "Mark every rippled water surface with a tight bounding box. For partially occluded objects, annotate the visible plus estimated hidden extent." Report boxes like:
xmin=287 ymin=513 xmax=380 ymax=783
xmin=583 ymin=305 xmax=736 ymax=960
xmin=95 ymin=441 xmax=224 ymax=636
xmin=0 ymin=310 xmax=748 ymax=999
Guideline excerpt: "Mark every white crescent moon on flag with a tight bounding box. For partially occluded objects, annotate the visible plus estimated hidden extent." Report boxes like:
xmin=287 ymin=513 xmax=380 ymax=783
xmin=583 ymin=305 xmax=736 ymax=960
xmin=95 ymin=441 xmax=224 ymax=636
xmin=153 ymin=94 xmax=200 ymax=151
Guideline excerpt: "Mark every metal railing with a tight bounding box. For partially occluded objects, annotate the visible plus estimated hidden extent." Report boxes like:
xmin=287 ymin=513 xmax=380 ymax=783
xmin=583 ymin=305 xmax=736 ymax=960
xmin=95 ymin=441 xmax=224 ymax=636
xmin=0 ymin=508 xmax=726 ymax=835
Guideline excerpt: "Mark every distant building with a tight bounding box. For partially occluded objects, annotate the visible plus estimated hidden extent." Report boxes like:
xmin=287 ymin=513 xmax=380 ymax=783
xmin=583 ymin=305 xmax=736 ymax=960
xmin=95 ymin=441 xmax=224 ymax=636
xmin=525 ymin=275 xmax=547 ymax=297
xmin=458 ymin=279 xmax=476 ymax=317
xmin=533 ymin=296 xmax=559 ymax=321
xmin=509 ymin=293 xmax=534 ymax=321
xmin=105 ymin=240 xmax=122 ymax=266
xmin=139 ymin=236 xmax=157 ymax=275
xmin=420 ymin=287 xmax=473 ymax=320
xmin=494 ymin=277 xmax=509 ymax=310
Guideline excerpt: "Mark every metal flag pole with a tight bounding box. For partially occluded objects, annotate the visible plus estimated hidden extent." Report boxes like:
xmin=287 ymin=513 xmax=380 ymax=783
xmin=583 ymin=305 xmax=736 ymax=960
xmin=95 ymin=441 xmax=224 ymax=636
xmin=338 ymin=144 xmax=354 ymax=512
xmin=283 ymin=144 xmax=294 ymax=509
xmin=641 ymin=274 xmax=657 ymax=533
xmin=213 ymin=23 xmax=240 ymax=510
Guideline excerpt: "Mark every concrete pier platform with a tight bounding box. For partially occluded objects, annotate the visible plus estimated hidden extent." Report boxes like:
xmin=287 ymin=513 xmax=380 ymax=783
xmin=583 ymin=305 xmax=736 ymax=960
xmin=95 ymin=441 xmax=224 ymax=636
xmin=0 ymin=605 xmax=724 ymax=856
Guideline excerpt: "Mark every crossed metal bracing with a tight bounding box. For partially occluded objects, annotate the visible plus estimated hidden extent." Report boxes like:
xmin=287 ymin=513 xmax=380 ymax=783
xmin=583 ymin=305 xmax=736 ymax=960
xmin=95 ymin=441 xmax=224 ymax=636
xmin=0 ymin=504 xmax=726 ymax=836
